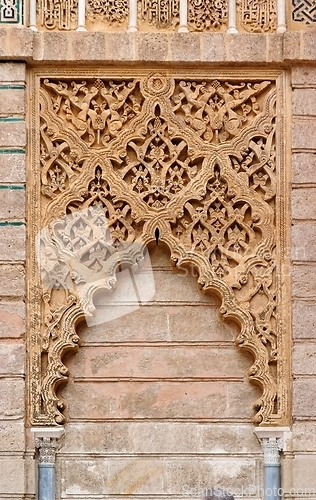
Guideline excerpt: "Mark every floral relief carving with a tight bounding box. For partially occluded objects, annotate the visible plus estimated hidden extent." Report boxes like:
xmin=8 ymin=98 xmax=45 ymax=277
xmin=188 ymin=0 xmax=228 ymax=31
xmin=29 ymin=69 xmax=288 ymax=427
xmin=86 ymin=0 xmax=129 ymax=25
xmin=238 ymin=0 xmax=277 ymax=32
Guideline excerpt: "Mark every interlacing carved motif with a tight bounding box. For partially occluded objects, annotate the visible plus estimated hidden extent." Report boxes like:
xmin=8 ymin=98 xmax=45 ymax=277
xmin=292 ymin=0 xmax=316 ymax=24
xmin=139 ymin=0 xmax=179 ymax=28
xmin=38 ymin=0 xmax=78 ymax=29
xmin=238 ymin=0 xmax=277 ymax=32
xmin=188 ymin=0 xmax=228 ymax=31
xmin=29 ymin=70 xmax=288 ymax=426
xmin=86 ymin=0 xmax=129 ymax=25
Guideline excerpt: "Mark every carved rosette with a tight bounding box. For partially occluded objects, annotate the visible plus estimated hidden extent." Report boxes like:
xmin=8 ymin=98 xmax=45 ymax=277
xmin=29 ymin=69 xmax=288 ymax=427
xmin=86 ymin=0 xmax=129 ymax=26
xmin=188 ymin=0 xmax=228 ymax=31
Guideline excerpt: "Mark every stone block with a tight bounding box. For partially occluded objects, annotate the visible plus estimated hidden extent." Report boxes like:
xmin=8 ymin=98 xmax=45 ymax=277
xmin=71 ymin=32 xmax=106 ymax=61
xmin=0 ymin=378 xmax=24 ymax=419
xmin=292 ymin=153 xmax=316 ymax=184
xmin=267 ymin=34 xmax=283 ymax=63
xmin=293 ymin=421 xmax=316 ymax=451
xmin=62 ymin=422 xmax=131 ymax=453
xmin=42 ymin=32 xmax=69 ymax=61
xmin=292 ymin=119 xmax=316 ymax=150
xmin=292 ymin=223 xmax=316 ymax=261
xmin=0 ymin=225 xmax=25 ymax=261
xmin=62 ymin=458 xmax=107 ymax=496
xmin=107 ymin=32 xmax=135 ymax=61
xmin=284 ymin=31 xmax=301 ymax=62
xmin=292 ymin=264 xmax=316 ymax=298
xmin=136 ymin=33 xmax=169 ymax=62
xmin=302 ymin=31 xmax=316 ymax=61
xmin=170 ymin=33 xmax=200 ymax=62
xmin=107 ymin=458 xmax=164 ymax=495
xmin=293 ymin=89 xmax=316 ymax=116
xmin=198 ymin=423 xmax=261 ymax=454
xmin=0 ymin=89 xmax=25 ymax=116
xmin=69 ymin=344 xmax=252 ymax=379
xmin=202 ymin=33 xmax=226 ymax=62
xmin=292 ymin=65 xmax=316 ymax=87
xmin=291 ymin=455 xmax=316 ymax=489
xmin=293 ymin=300 xmax=316 ymax=339
xmin=79 ymin=302 xmax=236 ymax=343
xmin=0 ymin=264 xmax=25 ymax=296
xmin=64 ymin=379 xmax=256 ymax=420
xmin=293 ymin=378 xmax=316 ymax=418
xmin=0 ymin=420 xmax=25 ymax=451
xmin=0 ymin=63 xmax=25 ymax=83
xmin=7 ymin=28 xmax=33 ymax=59
xmin=0 ymin=343 xmax=25 ymax=375
xmin=0 ymin=121 xmax=26 ymax=148
xmin=293 ymin=343 xmax=316 ymax=376
xmin=0 ymin=189 xmax=25 ymax=219
xmin=292 ymin=189 xmax=316 ymax=219
xmin=0 ymin=458 xmax=25 ymax=494
xmin=226 ymin=33 xmax=266 ymax=63
xmin=0 ymin=30 xmax=8 ymax=58
xmin=164 ymin=457 xmax=258 ymax=494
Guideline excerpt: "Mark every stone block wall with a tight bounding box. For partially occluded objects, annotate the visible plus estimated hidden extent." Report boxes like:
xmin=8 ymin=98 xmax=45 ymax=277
xmin=290 ymin=64 xmax=316 ymax=496
xmin=57 ymin=244 xmax=262 ymax=499
xmin=0 ymin=62 xmax=31 ymax=499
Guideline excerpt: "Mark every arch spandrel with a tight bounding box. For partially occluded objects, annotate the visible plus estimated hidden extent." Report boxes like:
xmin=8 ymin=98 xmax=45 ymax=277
xmin=29 ymin=68 xmax=289 ymax=427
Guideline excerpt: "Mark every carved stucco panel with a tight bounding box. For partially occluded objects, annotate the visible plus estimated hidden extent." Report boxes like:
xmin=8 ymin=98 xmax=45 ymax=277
xmin=28 ymin=68 xmax=289 ymax=427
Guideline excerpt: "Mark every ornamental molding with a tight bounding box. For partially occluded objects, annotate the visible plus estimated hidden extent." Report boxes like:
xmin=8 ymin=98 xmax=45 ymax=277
xmin=28 ymin=67 xmax=290 ymax=427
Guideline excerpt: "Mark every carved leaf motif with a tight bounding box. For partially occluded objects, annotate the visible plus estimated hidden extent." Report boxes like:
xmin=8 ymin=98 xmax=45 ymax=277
xmin=86 ymin=0 xmax=129 ymax=24
xmin=171 ymin=79 xmax=271 ymax=144
xmin=188 ymin=0 xmax=228 ymax=31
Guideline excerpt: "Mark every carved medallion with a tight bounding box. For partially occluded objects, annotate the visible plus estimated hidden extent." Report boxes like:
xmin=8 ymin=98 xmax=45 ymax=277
xmin=29 ymin=68 xmax=289 ymax=426
xmin=238 ymin=0 xmax=277 ymax=32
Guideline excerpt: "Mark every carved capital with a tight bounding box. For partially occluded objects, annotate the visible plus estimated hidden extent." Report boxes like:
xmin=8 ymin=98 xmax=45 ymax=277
xmin=32 ymin=428 xmax=65 ymax=464
xmin=254 ymin=427 xmax=292 ymax=466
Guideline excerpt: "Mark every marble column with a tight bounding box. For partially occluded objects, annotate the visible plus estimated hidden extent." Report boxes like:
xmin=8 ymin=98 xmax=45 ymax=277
xmin=32 ymin=428 xmax=65 ymax=500
xmin=127 ymin=0 xmax=138 ymax=32
xmin=254 ymin=427 xmax=291 ymax=500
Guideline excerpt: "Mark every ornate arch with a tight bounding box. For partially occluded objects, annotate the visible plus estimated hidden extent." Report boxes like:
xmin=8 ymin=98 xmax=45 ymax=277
xmin=28 ymin=68 xmax=289 ymax=426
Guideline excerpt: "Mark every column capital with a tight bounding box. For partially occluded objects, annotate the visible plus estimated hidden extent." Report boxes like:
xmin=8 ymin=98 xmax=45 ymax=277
xmin=31 ymin=427 xmax=65 ymax=464
xmin=254 ymin=427 xmax=291 ymax=466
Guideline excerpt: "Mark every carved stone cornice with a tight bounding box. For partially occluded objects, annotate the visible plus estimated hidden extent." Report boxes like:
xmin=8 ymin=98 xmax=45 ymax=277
xmin=28 ymin=68 xmax=289 ymax=427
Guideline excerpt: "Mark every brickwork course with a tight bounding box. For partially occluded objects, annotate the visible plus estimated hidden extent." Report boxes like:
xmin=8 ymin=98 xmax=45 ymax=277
xmin=0 ymin=1 xmax=316 ymax=498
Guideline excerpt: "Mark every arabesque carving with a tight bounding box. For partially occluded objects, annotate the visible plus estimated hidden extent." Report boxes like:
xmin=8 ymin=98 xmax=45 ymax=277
xmin=86 ymin=0 xmax=128 ymax=25
xmin=29 ymin=69 xmax=288 ymax=427
xmin=188 ymin=0 xmax=228 ymax=31
xmin=238 ymin=0 xmax=277 ymax=32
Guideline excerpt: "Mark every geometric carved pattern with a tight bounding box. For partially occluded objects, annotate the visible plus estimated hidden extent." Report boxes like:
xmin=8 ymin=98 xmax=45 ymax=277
xmin=188 ymin=0 xmax=228 ymax=31
xmin=29 ymin=69 xmax=288 ymax=426
xmin=238 ymin=0 xmax=277 ymax=32
xmin=292 ymin=0 xmax=316 ymax=24
xmin=139 ymin=0 xmax=180 ymax=28
xmin=38 ymin=0 xmax=78 ymax=29
xmin=0 ymin=0 xmax=22 ymax=23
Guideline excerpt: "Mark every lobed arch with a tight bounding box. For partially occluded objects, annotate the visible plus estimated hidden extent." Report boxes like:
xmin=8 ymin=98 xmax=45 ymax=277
xmin=28 ymin=67 xmax=290 ymax=427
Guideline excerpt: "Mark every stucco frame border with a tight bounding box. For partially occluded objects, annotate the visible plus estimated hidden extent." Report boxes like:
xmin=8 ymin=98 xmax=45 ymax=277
xmin=27 ymin=66 xmax=291 ymax=427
